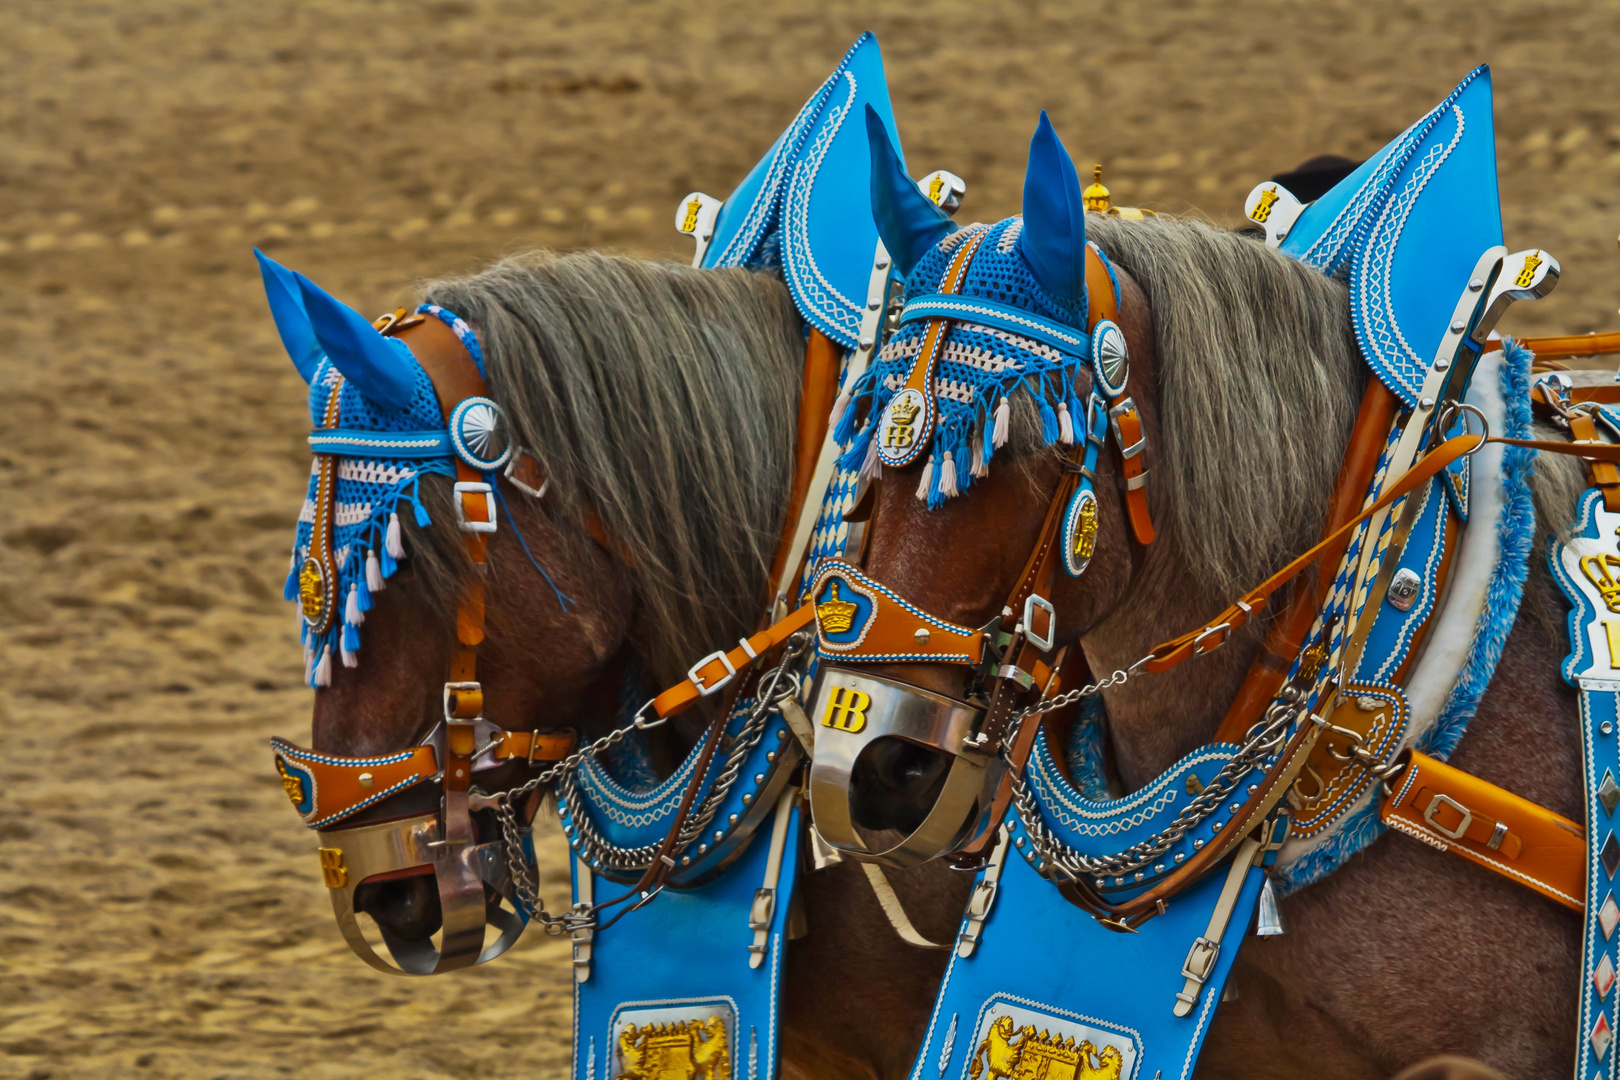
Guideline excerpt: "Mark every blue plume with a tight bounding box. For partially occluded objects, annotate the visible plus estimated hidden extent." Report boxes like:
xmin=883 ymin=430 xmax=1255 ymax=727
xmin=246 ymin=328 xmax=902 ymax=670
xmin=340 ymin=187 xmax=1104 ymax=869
xmin=295 ymin=272 xmax=421 ymax=411
xmin=865 ymin=104 xmax=955 ymax=277
xmin=256 ymin=249 xmax=323 ymax=384
xmin=1018 ymin=111 xmax=1089 ymax=306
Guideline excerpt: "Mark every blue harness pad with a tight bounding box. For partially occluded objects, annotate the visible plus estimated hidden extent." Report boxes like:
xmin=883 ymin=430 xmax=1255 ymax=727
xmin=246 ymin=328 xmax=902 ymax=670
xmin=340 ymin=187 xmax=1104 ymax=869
xmin=1551 ymin=488 xmax=1620 ymax=1078
xmin=915 ymin=836 xmax=1264 ymax=1080
xmin=570 ymin=803 xmax=803 ymax=1080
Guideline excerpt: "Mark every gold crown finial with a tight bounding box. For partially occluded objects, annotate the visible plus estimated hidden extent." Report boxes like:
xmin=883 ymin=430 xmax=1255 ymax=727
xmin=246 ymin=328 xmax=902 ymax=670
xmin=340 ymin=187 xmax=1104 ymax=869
xmin=1082 ymin=164 xmax=1111 ymax=213
xmin=816 ymin=580 xmax=859 ymax=635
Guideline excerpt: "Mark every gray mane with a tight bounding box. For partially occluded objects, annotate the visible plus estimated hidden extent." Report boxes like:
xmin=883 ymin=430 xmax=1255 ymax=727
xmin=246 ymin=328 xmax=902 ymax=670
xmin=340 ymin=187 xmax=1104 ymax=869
xmin=1083 ymin=215 xmax=1366 ymax=597
xmin=418 ymin=251 xmax=804 ymax=689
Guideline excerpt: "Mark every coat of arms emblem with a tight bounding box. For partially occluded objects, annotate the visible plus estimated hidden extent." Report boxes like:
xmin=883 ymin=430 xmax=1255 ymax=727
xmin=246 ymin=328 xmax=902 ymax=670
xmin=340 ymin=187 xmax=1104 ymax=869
xmin=615 ymin=1016 xmax=730 ymax=1080
xmin=969 ymin=1015 xmax=1123 ymax=1080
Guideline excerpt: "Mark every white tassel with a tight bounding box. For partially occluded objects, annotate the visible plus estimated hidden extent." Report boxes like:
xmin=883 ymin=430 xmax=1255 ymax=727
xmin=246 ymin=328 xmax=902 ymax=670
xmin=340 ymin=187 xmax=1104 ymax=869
xmin=860 ymin=432 xmax=882 ymax=481
xmin=1058 ymin=402 xmax=1074 ymax=446
xmin=314 ymin=646 xmax=333 ymax=687
xmin=916 ymin=456 xmax=934 ymax=501
xmin=385 ymin=512 xmax=405 ymax=560
xmin=992 ymin=397 xmax=1010 ymax=449
xmin=939 ymin=451 xmax=958 ymax=497
xmin=303 ymin=639 xmax=316 ymax=685
xmin=345 ymin=584 xmax=364 ymax=627
xmin=829 ymin=387 xmax=852 ymax=434
xmin=340 ymin=641 xmax=359 ymax=668
xmin=366 ymin=549 xmax=385 ymax=592
xmin=971 ymin=428 xmax=989 ymax=478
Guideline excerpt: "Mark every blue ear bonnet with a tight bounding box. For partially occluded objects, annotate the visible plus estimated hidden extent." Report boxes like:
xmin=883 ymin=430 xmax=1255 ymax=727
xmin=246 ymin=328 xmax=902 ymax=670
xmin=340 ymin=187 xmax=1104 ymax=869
xmin=271 ymin=287 xmax=492 ymax=686
xmin=832 ymin=216 xmax=1118 ymax=507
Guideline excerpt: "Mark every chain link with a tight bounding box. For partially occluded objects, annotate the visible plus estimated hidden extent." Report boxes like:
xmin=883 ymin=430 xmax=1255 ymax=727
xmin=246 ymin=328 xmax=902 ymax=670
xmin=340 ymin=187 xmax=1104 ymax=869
xmin=477 ymin=630 xmax=813 ymax=934
xmin=1007 ymin=680 xmax=1314 ymax=883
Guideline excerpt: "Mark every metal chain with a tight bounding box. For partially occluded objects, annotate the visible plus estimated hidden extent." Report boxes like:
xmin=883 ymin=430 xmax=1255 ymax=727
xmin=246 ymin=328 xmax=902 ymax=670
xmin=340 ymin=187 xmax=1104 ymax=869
xmin=1007 ymin=681 xmax=1314 ymax=883
xmin=476 ymin=630 xmax=813 ymax=933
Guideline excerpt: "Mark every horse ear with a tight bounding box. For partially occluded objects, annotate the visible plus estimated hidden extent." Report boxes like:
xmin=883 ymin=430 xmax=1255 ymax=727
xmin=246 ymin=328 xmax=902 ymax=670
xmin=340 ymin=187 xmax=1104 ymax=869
xmin=294 ymin=273 xmax=419 ymax=411
xmin=255 ymin=248 xmax=322 ymax=384
xmin=865 ymin=103 xmax=954 ymax=277
xmin=1018 ymin=110 xmax=1088 ymax=305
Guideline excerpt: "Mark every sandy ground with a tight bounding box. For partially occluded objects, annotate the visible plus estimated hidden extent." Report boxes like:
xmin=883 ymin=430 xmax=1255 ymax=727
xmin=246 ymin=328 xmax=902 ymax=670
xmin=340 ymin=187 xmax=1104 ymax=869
xmin=3 ymin=2 xmax=1620 ymax=1077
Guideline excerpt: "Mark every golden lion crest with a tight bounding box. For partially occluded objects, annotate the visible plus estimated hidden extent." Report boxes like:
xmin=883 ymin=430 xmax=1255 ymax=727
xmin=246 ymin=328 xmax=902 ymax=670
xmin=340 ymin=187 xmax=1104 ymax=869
xmin=969 ymin=1015 xmax=1122 ymax=1080
xmin=615 ymin=1016 xmax=730 ymax=1080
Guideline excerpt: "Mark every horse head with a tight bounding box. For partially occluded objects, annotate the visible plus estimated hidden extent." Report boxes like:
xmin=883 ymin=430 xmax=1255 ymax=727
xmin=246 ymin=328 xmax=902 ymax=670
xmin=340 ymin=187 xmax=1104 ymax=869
xmin=806 ymin=107 xmax=1362 ymax=863
xmin=262 ymin=248 xmax=805 ymax=971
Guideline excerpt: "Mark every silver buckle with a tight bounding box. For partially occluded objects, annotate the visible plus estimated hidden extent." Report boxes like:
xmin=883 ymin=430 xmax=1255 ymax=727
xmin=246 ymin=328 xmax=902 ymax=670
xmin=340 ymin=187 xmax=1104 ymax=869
xmin=1109 ymin=399 xmax=1147 ymax=458
xmin=1192 ymin=621 xmax=1232 ymax=654
xmin=1021 ymin=593 xmax=1056 ymax=652
xmin=502 ymin=450 xmax=550 ymax=500
xmin=452 ymin=481 xmax=498 ymax=534
xmin=687 ymin=650 xmax=737 ymax=696
xmin=1422 ymin=793 xmax=1473 ymax=840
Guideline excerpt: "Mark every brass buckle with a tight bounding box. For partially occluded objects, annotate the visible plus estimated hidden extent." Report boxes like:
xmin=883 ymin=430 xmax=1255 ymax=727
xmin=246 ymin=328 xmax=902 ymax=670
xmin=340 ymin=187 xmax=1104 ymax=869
xmin=1422 ymin=793 xmax=1473 ymax=840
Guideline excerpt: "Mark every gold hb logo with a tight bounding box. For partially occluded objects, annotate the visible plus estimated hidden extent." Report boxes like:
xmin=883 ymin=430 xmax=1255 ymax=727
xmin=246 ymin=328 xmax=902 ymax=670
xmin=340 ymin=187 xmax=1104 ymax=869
xmin=318 ymin=847 xmax=348 ymax=889
xmin=884 ymin=396 xmax=922 ymax=448
xmin=1515 ymin=250 xmax=1543 ymax=289
xmin=816 ymin=581 xmax=859 ymax=635
xmin=680 ymin=197 xmax=703 ymax=234
xmin=1581 ymin=553 xmax=1620 ymax=614
xmin=822 ymin=686 xmax=871 ymax=733
xmin=1250 ymin=186 xmax=1280 ymax=224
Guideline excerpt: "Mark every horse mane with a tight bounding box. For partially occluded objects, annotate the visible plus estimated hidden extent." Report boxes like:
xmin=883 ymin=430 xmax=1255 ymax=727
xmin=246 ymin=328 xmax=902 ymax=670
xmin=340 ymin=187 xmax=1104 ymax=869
xmin=411 ymin=250 xmax=805 ymax=690
xmin=1084 ymin=215 xmax=1366 ymax=597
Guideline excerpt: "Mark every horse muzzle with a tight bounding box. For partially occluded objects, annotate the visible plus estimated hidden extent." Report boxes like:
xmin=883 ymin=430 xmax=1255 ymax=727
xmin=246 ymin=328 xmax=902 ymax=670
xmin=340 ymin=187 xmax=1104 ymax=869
xmin=807 ymin=666 xmax=1002 ymax=868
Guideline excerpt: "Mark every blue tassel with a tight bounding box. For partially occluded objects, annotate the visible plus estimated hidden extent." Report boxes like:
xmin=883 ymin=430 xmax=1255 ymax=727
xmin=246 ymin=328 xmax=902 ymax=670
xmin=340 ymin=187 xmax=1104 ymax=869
xmin=343 ymin=622 xmax=361 ymax=654
xmin=356 ymin=566 xmax=374 ymax=612
xmin=832 ymin=382 xmax=872 ymax=447
xmin=1039 ymin=395 xmax=1061 ymax=445
xmin=283 ymin=565 xmax=299 ymax=602
xmin=380 ymin=544 xmax=398 ymax=578
xmin=838 ymin=422 xmax=875 ymax=474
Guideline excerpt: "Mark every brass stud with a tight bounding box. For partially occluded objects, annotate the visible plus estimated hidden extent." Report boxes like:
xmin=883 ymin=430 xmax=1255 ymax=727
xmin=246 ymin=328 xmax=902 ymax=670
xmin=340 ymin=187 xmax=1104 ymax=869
xmin=357 ymin=772 xmax=374 ymax=789
xmin=914 ymin=627 xmax=931 ymax=644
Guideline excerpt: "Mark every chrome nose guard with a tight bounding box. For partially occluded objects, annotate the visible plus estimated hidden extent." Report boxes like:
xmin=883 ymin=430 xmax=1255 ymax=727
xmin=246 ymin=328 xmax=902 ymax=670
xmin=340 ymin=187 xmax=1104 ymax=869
xmin=807 ymin=667 xmax=1001 ymax=868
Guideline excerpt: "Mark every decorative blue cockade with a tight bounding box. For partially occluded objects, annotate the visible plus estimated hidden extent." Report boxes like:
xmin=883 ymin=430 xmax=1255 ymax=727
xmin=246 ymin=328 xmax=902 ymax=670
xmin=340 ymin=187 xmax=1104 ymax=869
xmin=831 ymin=109 xmax=1116 ymax=507
xmin=1281 ymin=66 xmax=1503 ymax=408
xmin=257 ymin=249 xmax=512 ymax=687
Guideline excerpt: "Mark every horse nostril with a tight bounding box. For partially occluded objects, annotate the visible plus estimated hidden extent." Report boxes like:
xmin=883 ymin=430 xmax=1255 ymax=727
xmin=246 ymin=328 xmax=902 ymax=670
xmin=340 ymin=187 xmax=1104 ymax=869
xmin=850 ymin=738 xmax=954 ymax=835
xmin=353 ymin=874 xmax=443 ymax=942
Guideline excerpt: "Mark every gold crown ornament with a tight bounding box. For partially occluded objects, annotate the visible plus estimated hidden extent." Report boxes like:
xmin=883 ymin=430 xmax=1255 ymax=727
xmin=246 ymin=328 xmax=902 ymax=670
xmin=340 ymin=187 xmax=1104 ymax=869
xmin=816 ymin=581 xmax=859 ymax=635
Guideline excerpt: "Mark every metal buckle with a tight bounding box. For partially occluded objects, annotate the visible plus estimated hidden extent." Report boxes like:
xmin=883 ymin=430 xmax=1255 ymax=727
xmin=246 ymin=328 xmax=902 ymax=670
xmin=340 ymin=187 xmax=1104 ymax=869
xmin=452 ymin=481 xmax=498 ymax=534
xmin=1181 ymin=935 xmax=1220 ymax=983
xmin=1192 ymin=622 xmax=1232 ymax=654
xmin=1021 ymin=593 xmax=1056 ymax=652
xmin=1109 ymin=399 xmax=1147 ymax=459
xmin=502 ymin=450 xmax=550 ymax=500
xmin=687 ymin=650 xmax=737 ymax=696
xmin=1422 ymin=793 xmax=1473 ymax=840
xmin=443 ymin=681 xmax=482 ymax=720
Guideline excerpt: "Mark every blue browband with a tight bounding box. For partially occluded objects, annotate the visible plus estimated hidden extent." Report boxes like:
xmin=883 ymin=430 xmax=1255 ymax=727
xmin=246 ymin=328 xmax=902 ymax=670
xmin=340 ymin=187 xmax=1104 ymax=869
xmin=306 ymin=428 xmax=456 ymax=459
xmin=898 ymin=294 xmax=1093 ymax=359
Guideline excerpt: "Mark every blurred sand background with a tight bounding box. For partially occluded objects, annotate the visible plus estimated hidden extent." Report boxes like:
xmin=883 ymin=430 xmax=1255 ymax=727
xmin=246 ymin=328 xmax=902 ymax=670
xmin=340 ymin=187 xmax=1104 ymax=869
xmin=3 ymin=1 xmax=1620 ymax=1077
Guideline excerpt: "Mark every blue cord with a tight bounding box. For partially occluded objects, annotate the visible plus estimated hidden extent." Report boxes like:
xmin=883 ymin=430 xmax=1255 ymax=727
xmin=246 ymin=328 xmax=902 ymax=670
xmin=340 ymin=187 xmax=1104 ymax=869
xmin=491 ymin=481 xmax=575 ymax=612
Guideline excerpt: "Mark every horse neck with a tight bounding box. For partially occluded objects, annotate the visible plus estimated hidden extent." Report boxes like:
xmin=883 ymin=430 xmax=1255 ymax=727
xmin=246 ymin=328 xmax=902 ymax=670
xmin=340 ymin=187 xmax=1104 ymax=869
xmin=1079 ymin=546 xmax=1272 ymax=791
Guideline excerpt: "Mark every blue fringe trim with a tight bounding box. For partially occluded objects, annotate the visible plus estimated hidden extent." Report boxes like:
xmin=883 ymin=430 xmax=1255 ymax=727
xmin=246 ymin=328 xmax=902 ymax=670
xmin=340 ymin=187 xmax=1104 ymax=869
xmin=1063 ymin=694 xmax=1113 ymax=802
xmin=1276 ymin=340 xmax=1538 ymax=894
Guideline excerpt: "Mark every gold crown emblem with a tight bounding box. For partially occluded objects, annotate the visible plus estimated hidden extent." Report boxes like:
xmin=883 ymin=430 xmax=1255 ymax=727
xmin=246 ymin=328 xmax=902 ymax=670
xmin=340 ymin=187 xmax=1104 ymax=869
xmin=888 ymin=396 xmax=921 ymax=426
xmin=1082 ymin=164 xmax=1111 ymax=213
xmin=816 ymin=581 xmax=859 ymax=635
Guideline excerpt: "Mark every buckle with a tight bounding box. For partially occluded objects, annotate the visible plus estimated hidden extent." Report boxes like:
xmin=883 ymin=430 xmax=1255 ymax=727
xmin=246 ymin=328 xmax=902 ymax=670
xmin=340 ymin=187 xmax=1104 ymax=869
xmin=1181 ymin=935 xmax=1220 ymax=983
xmin=453 ymin=481 xmax=498 ymax=534
xmin=1192 ymin=621 xmax=1232 ymax=655
xmin=443 ymin=680 xmax=483 ymax=720
xmin=502 ymin=450 xmax=550 ymax=500
xmin=1109 ymin=399 xmax=1147 ymax=458
xmin=1422 ymin=793 xmax=1473 ymax=840
xmin=1020 ymin=593 xmax=1056 ymax=652
xmin=687 ymin=650 xmax=737 ymax=696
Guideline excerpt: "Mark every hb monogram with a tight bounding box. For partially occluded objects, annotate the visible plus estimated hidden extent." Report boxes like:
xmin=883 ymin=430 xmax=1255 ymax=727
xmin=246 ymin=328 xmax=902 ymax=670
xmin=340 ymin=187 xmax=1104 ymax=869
xmin=822 ymin=686 xmax=871 ymax=733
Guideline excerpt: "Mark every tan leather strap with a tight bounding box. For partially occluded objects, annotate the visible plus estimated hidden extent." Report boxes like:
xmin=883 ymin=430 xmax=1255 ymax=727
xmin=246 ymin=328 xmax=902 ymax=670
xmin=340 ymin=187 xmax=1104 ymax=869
xmin=1380 ymin=750 xmax=1584 ymax=911
xmin=1488 ymin=330 xmax=1620 ymax=361
xmin=1145 ymin=430 xmax=1620 ymax=674
xmin=651 ymin=602 xmax=817 ymax=718
xmin=808 ymin=561 xmax=985 ymax=664
xmin=1083 ymin=246 xmax=1151 ymax=545
xmin=767 ymin=329 xmax=845 ymax=599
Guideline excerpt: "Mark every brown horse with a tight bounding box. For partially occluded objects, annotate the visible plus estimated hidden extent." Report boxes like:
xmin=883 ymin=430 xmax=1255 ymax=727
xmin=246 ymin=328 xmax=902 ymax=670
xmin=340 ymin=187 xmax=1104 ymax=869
xmin=278 ymin=248 xmax=968 ymax=1076
xmin=841 ymin=205 xmax=1589 ymax=1078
